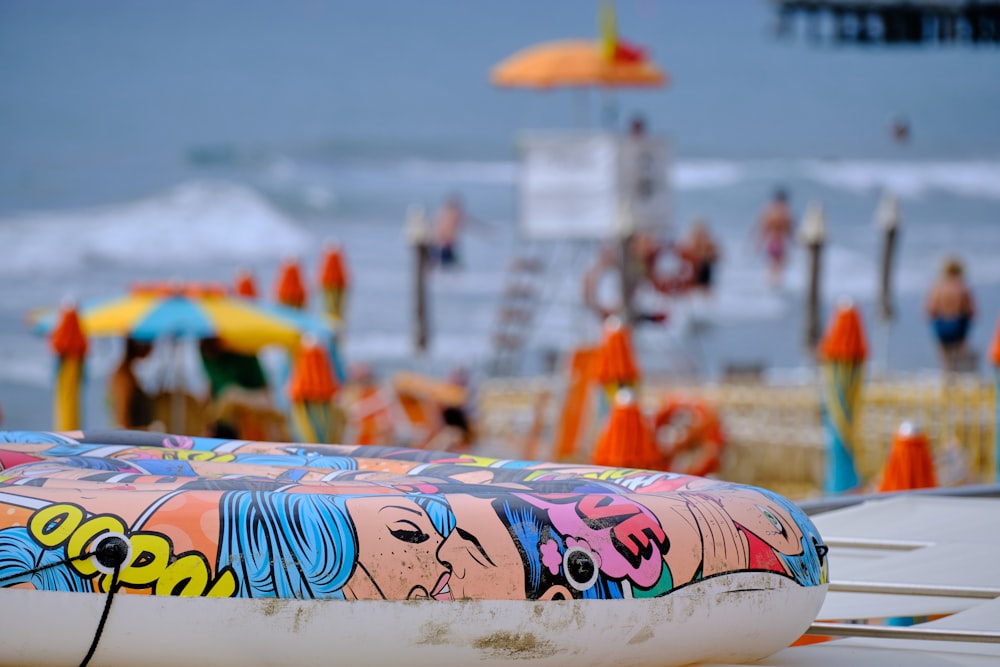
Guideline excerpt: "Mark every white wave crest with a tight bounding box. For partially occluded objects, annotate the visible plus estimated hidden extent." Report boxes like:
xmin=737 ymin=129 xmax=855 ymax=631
xmin=395 ymin=159 xmax=518 ymax=184
xmin=804 ymin=159 xmax=1000 ymax=200
xmin=673 ymin=161 xmax=747 ymax=190
xmin=0 ymin=181 xmax=310 ymax=276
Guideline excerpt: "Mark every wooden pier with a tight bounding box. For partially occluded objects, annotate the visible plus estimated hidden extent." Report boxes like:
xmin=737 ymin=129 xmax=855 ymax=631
xmin=772 ymin=1 xmax=1000 ymax=45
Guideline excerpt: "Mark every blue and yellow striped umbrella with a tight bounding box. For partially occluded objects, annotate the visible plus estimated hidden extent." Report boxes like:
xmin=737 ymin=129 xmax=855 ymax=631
xmin=29 ymin=283 xmax=335 ymax=354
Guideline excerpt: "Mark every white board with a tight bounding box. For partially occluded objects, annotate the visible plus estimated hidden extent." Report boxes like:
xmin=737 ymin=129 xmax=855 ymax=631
xmin=518 ymin=131 xmax=671 ymax=241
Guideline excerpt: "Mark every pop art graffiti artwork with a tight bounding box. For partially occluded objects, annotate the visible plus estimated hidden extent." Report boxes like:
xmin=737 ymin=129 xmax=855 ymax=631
xmin=0 ymin=430 xmax=827 ymax=604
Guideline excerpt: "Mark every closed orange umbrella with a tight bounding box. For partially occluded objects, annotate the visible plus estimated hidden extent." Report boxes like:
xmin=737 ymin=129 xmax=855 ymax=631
xmin=878 ymin=422 xmax=938 ymax=492
xmin=596 ymin=317 xmax=640 ymax=390
xmin=50 ymin=304 xmax=88 ymax=430
xmin=990 ymin=315 xmax=1000 ymax=481
xmin=275 ymin=259 xmax=308 ymax=310
xmin=818 ymin=301 xmax=868 ymax=494
xmin=592 ymin=388 xmax=660 ymax=470
xmin=235 ymin=269 xmax=258 ymax=300
xmin=287 ymin=338 xmax=342 ymax=443
xmin=990 ymin=314 xmax=1000 ymax=366
xmin=319 ymin=244 xmax=350 ymax=323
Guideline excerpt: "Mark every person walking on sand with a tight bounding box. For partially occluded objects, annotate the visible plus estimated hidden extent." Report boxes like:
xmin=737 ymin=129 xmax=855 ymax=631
xmin=926 ymin=256 xmax=976 ymax=371
xmin=755 ymin=188 xmax=795 ymax=288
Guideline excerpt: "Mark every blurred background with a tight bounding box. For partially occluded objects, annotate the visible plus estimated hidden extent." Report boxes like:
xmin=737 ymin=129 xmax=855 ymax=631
xmin=2 ymin=0 xmax=998 ymax=431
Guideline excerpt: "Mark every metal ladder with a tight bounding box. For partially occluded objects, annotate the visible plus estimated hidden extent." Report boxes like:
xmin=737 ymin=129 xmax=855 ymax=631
xmin=488 ymin=252 xmax=547 ymax=377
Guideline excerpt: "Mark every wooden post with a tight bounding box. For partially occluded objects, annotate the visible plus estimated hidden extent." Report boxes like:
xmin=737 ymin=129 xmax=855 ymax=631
xmin=876 ymin=191 xmax=901 ymax=323
xmin=406 ymin=205 xmax=431 ymax=354
xmin=800 ymin=201 xmax=826 ymax=356
xmin=875 ymin=191 xmax=901 ymax=371
xmin=616 ymin=200 xmax=637 ymax=326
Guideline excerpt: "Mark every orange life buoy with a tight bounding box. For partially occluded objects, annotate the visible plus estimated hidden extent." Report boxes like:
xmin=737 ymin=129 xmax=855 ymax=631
xmin=583 ymin=240 xmax=696 ymax=324
xmin=652 ymin=396 xmax=726 ymax=477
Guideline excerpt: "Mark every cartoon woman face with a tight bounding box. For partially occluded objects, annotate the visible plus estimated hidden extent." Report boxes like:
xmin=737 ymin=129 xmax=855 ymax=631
xmin=436 ymin=494 xmax=527 ymax=600
xmin=713 ymin=488 xmax=804 ymax=556
xmin=343 ymin=496 xmax=450 ymax=601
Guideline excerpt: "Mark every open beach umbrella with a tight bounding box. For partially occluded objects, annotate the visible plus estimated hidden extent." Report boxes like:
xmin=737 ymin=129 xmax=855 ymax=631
xmin=49 ymin=304 xmax=88 ymax=431
xmin=591 ymin=388 xmax=660 ymax=470
xmin=877 ymin=422 xmax=937 ymax=493
xmin=817 ymin=300 xmax=869 ymax=494
xmin=287 ymin=338 xmax=343 ymax=444
xmin=319 ymin=243 xmax=350 ymax=324
xmin=491 ymin=39 xmax=667 ymax=90
xmin=491 ymin=3 xmax=667 ymax=90
xmin=28 ymin=282 xmax=335 ymax=355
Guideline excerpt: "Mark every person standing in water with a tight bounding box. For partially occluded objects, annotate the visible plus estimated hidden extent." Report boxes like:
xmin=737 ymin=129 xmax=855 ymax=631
xmin=755 ymin=188 xmax=795 ymax=288
xmin=925 ymin=256 xmax=976 ymax=371
xmin=431 ymin=194 xmax=488 ymax=270
xmin=679 ymin=218 xmax=721 ymax=296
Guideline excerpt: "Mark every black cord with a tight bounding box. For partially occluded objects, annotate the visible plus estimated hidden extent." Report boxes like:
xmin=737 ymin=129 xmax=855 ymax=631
xmin=78 ymin=561 xmax=121 ymax=667
xmin=0 ymin=533 xmax=129 ymax=667
xmin=0 ymin=550 xmax=92 ymax=585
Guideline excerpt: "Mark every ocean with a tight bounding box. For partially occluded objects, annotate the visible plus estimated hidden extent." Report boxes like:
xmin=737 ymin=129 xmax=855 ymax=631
xmin=2 ymin=0 xmax=999 ymax=431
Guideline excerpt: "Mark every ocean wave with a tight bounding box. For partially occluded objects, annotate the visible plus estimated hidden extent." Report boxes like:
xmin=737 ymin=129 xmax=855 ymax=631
xmin=393 ymin=159 xmax=518 ymax=184
xmin=803 ymin=159 xmax=1000 ymax=200
xmin=673 ymin=161 xmax=748 ymax=190
xmin=0 ymin=181 xmax=310 ymax=277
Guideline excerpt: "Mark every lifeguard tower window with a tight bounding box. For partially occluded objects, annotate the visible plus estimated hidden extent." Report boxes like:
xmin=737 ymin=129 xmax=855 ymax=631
xmin=772 ymin=1 xmax=1000 ymax=45
xmin=518 ymin=131 xmax=671 ymax=241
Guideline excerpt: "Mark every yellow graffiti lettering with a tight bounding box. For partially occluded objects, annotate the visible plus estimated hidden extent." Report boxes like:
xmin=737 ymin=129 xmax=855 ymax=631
xmin=450 ymin=455 xmax=500 ymax=468
xmin=26 ymin=502 xmax=235 ymax=598
xmin=67 ymin=515 xmax=127 ymax=576
xmin=206 ymin=567 xmax=237 ymax=598
xmin=29 ymin=503 xmax=84 ymax=548
xmin=166 ymin=450 xmax=235 ymax=463
xmin=118 ymin=532 xmax=171 ymax=587
xmin=155 ymin=553 xmax=209 ymax=596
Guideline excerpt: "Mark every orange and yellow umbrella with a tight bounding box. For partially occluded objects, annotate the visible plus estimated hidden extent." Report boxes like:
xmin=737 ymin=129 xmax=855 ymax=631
xmin=491 ymin=39 xmax=667 ymax=90
xmin=491 ymin=2 xmax=667 ymax=90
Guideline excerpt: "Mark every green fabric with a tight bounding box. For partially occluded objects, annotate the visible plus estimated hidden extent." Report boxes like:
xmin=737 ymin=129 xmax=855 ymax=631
xmin=201 ymin=351 xmax=268 ymax=398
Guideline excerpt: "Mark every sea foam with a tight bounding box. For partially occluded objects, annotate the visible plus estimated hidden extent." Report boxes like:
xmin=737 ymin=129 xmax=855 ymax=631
xmin=0 ymin=181 xmax=310 ymax=277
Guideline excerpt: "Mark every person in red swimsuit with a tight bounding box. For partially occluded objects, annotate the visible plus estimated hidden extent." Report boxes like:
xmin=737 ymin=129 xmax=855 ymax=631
xmin=755 ymin=188 xmax=795 ymax=288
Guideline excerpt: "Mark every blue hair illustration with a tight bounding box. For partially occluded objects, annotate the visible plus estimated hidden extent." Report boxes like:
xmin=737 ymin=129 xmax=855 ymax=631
xmin=0 ymin=527 xmax=91 ymax=592
xmin=217 ymin=490 xmax=454 ymax=599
